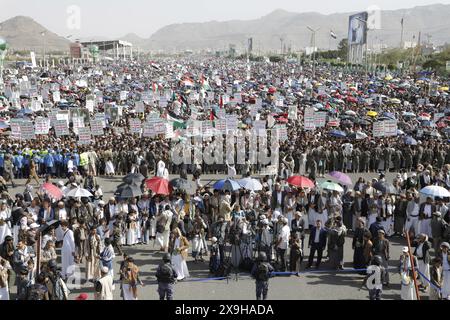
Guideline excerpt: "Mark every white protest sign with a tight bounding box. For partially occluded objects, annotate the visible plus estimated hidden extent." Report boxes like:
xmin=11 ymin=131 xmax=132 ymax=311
xmin=52 ymin=91 xmax=61 ymax=102
xmin=54 ymin=120 xmax=69 ymax=137
xmin=10 ymin=119 xmax=22 ymax=140
xmin=77 ymin=127 xmax=92 ymax=145
xmin=383 ymin=120 xmax=398 ymax=137
xmin=129 ymin=118 xmax=142 ymax=134
xmin=215 ymin=119 xmax=227 ymax=134
xmin=202 ymin=121 xmax=213 ymax=137
xmin=135 ymin=101 xmax=145 ymax=113
xmin=73 ymin=116 xmax=85 ymax=135
xmin=90 ymin=119 xmax=104 ymax=136
xmin=304 ymin=107 xmax=316 ymax=131
xmin=314 ymin=112 xmax=327 ymax=128
xmin=226 ymin=115 xmax=238 ymax=131
xmin=20 ymin=120 xmax=35 ymax=140
xmin=34 ymin=117 xmax=50 ymax=135
xmin=288 ymin=106 xmax=297 ymax=120
xmin=373 ymin=121 xmax=384 ymax=138
xmin=143 ymin=122 xmax=156 ymax=137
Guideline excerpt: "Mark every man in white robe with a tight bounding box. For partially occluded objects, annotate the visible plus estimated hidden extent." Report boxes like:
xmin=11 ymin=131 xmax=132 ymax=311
xmin=60 ymin=221 xmax=76 ymax=280
xmin=441 ymin=242 xmax=450 ymax=300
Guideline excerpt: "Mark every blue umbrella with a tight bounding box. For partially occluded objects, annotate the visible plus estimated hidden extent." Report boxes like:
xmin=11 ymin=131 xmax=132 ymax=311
xmin=213 ymin=179 xmax=241 ymax=191
xmin=329 ymin=130 xmax=347 ymax=138
xmin=404 ymin=136 xmax=417 ymax=145
xmin=383 ymin=112 xmax=396 ymax=120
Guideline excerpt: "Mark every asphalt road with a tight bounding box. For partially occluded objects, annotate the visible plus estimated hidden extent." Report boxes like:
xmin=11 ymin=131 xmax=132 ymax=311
xmin=6 ymin=172 xmax=428 ymax=300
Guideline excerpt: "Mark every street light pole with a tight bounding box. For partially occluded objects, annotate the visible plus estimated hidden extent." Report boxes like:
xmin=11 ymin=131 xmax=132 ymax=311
xmin=307 ymin=26 xmax=320 ymax=79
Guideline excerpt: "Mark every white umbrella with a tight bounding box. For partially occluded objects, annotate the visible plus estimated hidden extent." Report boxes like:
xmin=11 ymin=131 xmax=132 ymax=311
xmin=66 ymin=187 xmax=93 ymax=198
xmin=238 ymin=178 xmax=263 ymax=191
xmin=420 ymin=186 xmax=450 ymax=198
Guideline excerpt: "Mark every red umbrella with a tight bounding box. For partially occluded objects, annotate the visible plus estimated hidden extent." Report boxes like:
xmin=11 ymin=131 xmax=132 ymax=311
xmin=286 ymin=176 xmax=315 ymax=188
xmin=268 ymin=87 xmax=277 ymax=94
xmin=145 ymin=177 xmax=171 ymax=195
xmin=41 ymin=183 xmax=64 ymax=201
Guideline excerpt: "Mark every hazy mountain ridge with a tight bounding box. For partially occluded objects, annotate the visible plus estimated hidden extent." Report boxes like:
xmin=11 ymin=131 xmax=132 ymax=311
xmin=1 ymin=4 xmax=450 ymax=52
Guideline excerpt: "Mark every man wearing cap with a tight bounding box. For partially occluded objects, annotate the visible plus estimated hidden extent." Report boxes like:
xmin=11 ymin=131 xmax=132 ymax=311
xmin=94 ymin=266 xmax=114 ymax=300
xmin=399 ymin=246 xmax=418 ymax=300
xmin=431 ymin=211 xmax=447 ymax=255
xmin=440 ymin=242 xmax=450 ymax=299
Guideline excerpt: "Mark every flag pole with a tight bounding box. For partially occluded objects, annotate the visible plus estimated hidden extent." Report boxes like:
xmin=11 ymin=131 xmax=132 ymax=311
xmin=406 ymin=231 xmax=421 ymax=300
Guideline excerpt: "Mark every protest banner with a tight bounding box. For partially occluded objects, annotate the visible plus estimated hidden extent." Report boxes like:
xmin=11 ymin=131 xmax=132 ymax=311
xmin=77 ymin=127 xmax=92 ymax=145
xmin=314 ymin=112 xmax=327 ymax=128
xmin=90 ymin=119 xmax=104 ymax=136
xmin=129 ymin=118 xmax=142 ymax=134
xmin=20 ymin=120 xmax=35 ymax=140
xmin=304 ymin=107 xmax=315 ymax=131
xmin=373 ymin=121 xmax=384 ymax=138
xmin=34 ymin=117 xmax=50 ymax=135
xmin=54 ymin=120 xmax=69 ymax=137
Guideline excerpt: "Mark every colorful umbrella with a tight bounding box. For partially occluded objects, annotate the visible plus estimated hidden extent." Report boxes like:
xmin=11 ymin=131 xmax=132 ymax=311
xmin=404 ymin=136 xmax=417 ymax=146
xmin=213 ymin=179 xmax=241 ymax=192
xmin=41 ymin=183 xmax=64 ymax=201
xmin=320 ymin=181 xmax=344 ymax=193
xmin=328 ymin=172 xmax=352 ymax=186
xmin=145 ymin=177 xmax=171 ymax=195
xmin=329 ymin=130 xmax=347 ymax=138
xmin=286 ymin=176 xmax=315 ymax=188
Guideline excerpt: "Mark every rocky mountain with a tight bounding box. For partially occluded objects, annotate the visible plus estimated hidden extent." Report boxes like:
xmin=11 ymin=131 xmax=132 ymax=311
xmin=0 ymin=16 xmax=70 ymax=52
xmin=2 ymin=4 xmax=450 ymax=53
xmin=147 ymin=4 xmax=450 ymax=51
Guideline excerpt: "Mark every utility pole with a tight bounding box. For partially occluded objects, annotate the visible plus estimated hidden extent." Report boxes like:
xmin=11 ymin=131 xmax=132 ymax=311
xmin=307 ymin=26 xmax=320 ymax=79
xmin=400 ymin=17 xmax=405 ymax=48
xmin=280 ymin=37 xmax=284 ymax=55
xmin=412 ymin=32 xmax=421 ymax=73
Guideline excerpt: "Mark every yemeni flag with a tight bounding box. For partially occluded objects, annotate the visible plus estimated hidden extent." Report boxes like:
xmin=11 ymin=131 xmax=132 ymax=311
xmin=219 ymin=95 xmax=223 ymax=108
xmin=165 ymin=111 xmax=187 ymax=130
xmin=152 ymin=83 xmax=158 ymax=94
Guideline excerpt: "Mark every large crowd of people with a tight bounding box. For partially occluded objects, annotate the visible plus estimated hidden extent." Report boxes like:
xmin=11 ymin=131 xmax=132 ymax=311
xmin=0 ymin=55 xmax=449 ymax=300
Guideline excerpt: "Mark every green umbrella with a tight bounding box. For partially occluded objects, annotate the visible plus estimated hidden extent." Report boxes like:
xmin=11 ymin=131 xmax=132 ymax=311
xmin=320 ymin=180 xmax=344 ymax=193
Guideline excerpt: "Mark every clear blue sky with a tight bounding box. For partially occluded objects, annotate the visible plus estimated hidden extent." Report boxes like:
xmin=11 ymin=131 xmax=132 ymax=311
xmin=2 ymin=0 xmax=450 ymax=38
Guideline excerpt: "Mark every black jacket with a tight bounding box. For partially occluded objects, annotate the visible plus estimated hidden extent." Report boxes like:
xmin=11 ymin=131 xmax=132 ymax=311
xmin=308 ymin=227 xmax=327 ymax=249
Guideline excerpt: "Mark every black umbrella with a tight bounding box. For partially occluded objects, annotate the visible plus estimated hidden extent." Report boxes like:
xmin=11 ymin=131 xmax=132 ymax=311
xmin=373 ymin=182 xmax=398 ymax=194
xmin=115 ymin=185 xmax=143 ymax=198
xmin=38 ymin=220 xmax=61 ymax=234
xmin=122 ymin=173 xmax=145 ymax=185
xmin=169 ymin=178 xmax=191 ymax=191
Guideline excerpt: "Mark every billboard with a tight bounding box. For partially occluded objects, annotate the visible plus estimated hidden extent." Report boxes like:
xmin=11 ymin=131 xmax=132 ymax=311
xmin=348 ymin=12 xmax=368 ymax=45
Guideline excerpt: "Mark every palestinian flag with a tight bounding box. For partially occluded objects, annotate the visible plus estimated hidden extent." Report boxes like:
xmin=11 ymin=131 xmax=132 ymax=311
xmin=201 ymin=74 xmax=211 ymax=91
xmin=165 ymin=111 xmax=187 ymax=130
